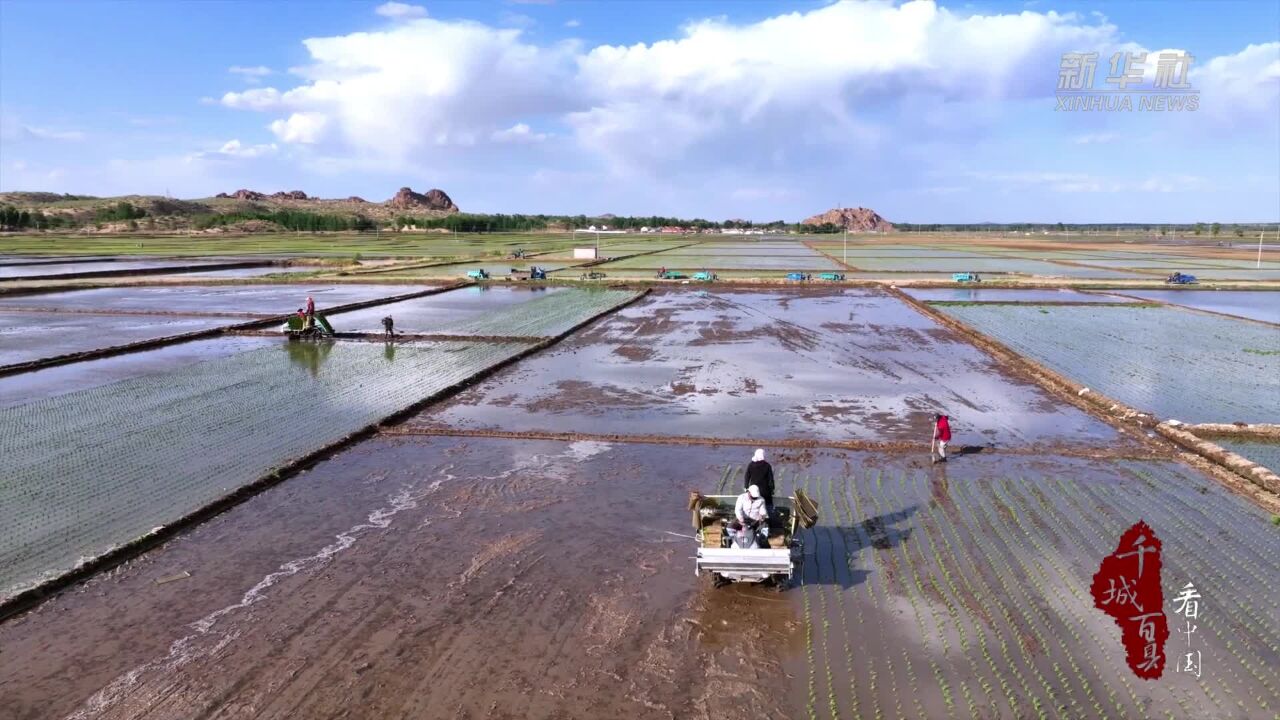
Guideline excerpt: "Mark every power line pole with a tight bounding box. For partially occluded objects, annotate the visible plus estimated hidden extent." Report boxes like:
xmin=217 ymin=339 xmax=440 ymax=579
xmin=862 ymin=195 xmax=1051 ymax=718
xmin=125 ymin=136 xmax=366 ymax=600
xmin=1259 ymin=229 xmax=1266 ymax=269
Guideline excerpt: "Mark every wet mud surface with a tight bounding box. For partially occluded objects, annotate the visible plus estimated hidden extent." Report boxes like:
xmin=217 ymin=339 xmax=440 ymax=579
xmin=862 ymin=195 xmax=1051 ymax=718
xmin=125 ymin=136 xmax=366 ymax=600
xmin=412 ymin=288 xmax=1126 ymax=448
xmin=5 ymin=438 xmax=1275 ymax=719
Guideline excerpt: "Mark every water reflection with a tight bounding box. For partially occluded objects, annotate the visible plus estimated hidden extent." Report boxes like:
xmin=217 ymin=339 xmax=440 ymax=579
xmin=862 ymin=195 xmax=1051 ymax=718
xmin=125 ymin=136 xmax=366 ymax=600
xmin=284 ymin=339 xmax=334 ymax=376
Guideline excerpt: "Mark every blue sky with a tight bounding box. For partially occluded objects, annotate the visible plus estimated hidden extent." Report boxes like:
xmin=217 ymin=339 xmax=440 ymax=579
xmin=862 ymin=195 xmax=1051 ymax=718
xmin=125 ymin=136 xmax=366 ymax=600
xmin=1 ymin=0 xmax=1277 ymax=222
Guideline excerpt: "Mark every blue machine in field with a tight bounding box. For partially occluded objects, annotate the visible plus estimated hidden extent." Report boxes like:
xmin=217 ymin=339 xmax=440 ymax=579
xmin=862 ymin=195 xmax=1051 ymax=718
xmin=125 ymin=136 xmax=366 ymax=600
xmin=816 ymin=272 xmax=845 ymax=282
xmin=467 ymin=269 xmax=490 ymax=280
xmin=952 ymin=272 xmax=982 ymax=283
xmin=693 ymin=271 xmax=717 ymax=282
xmin=786 ymin=272 xmax=810 ymax=282
xmin=1165 ymin=272 xmax=1197 ymax=284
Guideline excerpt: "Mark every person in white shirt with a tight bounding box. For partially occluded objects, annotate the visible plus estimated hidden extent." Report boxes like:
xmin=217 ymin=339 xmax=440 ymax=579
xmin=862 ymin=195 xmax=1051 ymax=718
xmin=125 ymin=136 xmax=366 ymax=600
xmin=732 ymin=484 xmax=769 ymax=549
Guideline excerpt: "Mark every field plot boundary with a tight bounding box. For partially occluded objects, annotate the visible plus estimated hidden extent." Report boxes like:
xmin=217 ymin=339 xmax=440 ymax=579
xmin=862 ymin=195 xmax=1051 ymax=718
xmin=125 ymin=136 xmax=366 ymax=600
xmin=890 ymin=288 xmax=1280 ymax=509
xmin=0 ymin=282 xmax=470 ymax=377
xmin=1157 ymin=423 xmax=1280 ymax=494
xmin=0 ymin=287 xmax=649 ymax=619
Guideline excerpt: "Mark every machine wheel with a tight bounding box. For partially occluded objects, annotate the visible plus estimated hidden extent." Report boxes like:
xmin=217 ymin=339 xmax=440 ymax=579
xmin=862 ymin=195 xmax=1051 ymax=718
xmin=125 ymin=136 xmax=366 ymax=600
xmin=712 ymin=573 xmax=730 ymax=589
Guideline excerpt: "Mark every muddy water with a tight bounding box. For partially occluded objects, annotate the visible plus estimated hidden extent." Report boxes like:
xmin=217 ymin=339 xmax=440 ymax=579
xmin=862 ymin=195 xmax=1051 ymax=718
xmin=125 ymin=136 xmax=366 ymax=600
xmin=0 ymin=311 xmax=232 ymax=365
xmin=0 ymin=284 xmax=431 ymax=316
xmin=0 ymin=437 xmax=798 ymax=720
xmin=415 ymin=288 xmax=1124 ymax=448
xmin=0 ymin=336 xmax=280 ymax=408
xmin=6 ymin=438 xmax=1274 ymax=719
xmin=328 ymin=285 xmax=565 ymax=334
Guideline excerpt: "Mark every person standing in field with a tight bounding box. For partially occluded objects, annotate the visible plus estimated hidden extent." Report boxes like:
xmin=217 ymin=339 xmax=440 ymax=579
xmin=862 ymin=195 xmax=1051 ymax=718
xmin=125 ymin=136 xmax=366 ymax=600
xmin=744 ymin=448 xmax=775 ymax=513
xmin=382 ymin=315 xmax=394 ymax=339
xmin=932 ymin=414 xmax=952 ymax=463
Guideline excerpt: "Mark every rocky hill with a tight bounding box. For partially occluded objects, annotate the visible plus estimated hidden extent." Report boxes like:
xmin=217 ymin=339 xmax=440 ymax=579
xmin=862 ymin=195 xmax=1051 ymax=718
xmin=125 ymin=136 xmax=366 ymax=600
xmin=803 ymin=207 xmax=894 ymax=232
xmin=0 ymin=186 xmax=458 ymax=232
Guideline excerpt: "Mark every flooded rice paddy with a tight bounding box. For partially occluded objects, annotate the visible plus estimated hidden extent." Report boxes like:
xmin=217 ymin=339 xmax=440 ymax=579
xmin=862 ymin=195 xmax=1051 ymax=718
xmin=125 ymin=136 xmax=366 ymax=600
xmin=1 ymin=244 xmax=1278 ymax=719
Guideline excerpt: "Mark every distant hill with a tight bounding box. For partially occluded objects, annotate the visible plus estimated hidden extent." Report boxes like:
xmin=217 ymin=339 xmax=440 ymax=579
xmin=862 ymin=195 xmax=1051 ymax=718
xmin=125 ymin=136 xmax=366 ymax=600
xmin=0 ymin=186 xmax=458 ymax=233
xmin=803 ymin=207 xmax=894 ymax=232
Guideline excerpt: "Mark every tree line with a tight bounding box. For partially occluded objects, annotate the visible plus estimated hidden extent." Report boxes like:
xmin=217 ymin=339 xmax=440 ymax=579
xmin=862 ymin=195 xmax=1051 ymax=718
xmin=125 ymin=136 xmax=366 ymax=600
xmin=193 ymin=209 xmax=376 ymax=232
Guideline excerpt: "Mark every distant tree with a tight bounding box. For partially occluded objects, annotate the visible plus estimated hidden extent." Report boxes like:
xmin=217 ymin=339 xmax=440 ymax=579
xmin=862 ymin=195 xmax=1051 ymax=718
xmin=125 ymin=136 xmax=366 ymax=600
xmin=1193 ymin=223 xmax=1204 ymax=236
xmin=1055 ymin=222 xmax=1066 ymax=232
xmin=1234 ymin=228 xmax=1244 ymax=238
xmin=1211 ymin=222 xmax=1221 ymax=236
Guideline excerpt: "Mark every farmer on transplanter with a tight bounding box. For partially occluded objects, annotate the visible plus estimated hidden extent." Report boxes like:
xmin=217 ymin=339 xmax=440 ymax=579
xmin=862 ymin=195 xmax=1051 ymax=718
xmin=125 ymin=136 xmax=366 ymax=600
xmin=932 ymin=413 xmax=952 ymax=464
xmin=744 ymin=448 xmax=775 ymax=513
xmin=304 ymin=295 xmax=316 ymax=329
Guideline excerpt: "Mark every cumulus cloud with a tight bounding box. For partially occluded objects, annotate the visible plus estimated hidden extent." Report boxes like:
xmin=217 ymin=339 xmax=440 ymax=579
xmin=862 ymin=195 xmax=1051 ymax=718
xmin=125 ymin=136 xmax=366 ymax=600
xmin=269 ymin=112 xmax=330 ymax=144
xmin=204 ymin=0 xmax=1277 ymax=219
xmin=221 ymin=87 xmax=282 ymax=110
xmin=375 ymin=2 xmax=427 ymax=20
xmin=220 ymin=18 xmax=579 ymax=160
xmin=1192 ymin=42 xmax=1280 ymax=121
xmin=564 ymin=19 xmax=581 ymax=28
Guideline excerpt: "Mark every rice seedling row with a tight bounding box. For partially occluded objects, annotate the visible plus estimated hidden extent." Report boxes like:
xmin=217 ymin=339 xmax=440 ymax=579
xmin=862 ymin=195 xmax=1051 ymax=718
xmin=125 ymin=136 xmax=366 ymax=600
xmin=984 ymin=477 xmax=1138 ymax=716
xmin=911 ymin=476 xmax=1070 ymax=717
xmin=913 ymin=472 xmax=1048 ymax=717
xmin=824 ymin=476 xmax=868 ymax=720
xmin=842 ymin=474 xmax=905 ymax=720
xmin=936 ymin=303 xmax=1280 ymax=423
xmin=926 ymin=477 xmax=1075 ymax=719
xmin=940 ymin=473 xmax=1082 ymax=719
xmin=0 ymin=340 xmax=533 ymax=602
xmin=443 ymin=289 xmax=641 ymax=337
xmin=861 ymin=474 xmax=966 ymax=719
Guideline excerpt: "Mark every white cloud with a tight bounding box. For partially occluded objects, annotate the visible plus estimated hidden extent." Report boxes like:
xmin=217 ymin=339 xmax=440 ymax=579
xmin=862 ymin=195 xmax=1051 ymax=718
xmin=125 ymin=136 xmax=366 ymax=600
xmin=215 ymin=139 xmax=279 ymax=158
xmin=375 ymin=2 xmax=427 ymax=19
xmin=1192 ymin=42 xmax=1280 ymax=122
xmin=565 ymin=19 xmax=581 ymax=28
xmin=491 ymin=122 xmax=547 ymax=143
xmin=220 ymin=18 xmax=579 ymax=161
xmin=221 ymin=87 xmax=282 ymax=110
xmin=269 ymin=112 xmax=330 ymax=144
xmin=22 ymin=126 xmax=86 ymax=142
xmin=198 ymin=1 xmax=1277 ymax=220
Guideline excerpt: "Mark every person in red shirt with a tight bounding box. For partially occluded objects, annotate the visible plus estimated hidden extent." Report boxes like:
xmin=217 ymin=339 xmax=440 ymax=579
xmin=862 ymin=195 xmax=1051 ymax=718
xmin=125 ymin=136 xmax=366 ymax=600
xmin=932 ymin=414 xmax=952 ymax=463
